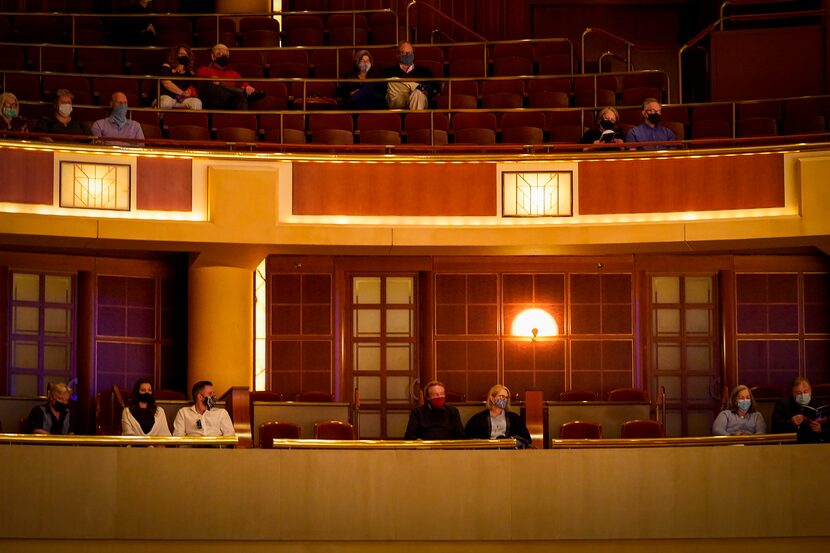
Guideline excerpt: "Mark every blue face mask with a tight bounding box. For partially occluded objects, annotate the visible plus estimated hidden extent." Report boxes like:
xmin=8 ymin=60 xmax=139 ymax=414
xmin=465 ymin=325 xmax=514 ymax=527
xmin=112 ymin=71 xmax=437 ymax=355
xmin=111 ymin=103 xmax=128 ymax=125
xmin=737 ymin=399 xmax=751 ymax=412
xmin=399 ymin=53 xmax=414 ymax=66
xmin=494 ymin=397 xmax=509 ymax=410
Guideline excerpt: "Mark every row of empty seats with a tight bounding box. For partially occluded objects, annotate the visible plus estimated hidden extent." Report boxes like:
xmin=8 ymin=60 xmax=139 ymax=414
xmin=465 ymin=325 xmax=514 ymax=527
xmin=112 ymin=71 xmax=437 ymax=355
xmin=259 ymin=419 xmax=354 ymax=447
xmin=0 ymin=12 xmax=400 ymax=47
xmin=0 ymin=41 xmax=575 ymax=79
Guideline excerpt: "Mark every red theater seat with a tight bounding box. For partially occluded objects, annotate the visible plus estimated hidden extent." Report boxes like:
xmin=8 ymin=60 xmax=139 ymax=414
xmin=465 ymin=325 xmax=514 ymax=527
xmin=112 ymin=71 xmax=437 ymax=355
xmin=314 ymin=420 xmax=354 ymax=439
xmin=559 ymin=420 xmax=602 ymax=439
xmin=259 ymin=421 xmax=301 ymax=447
xmin=621 ymin=419 xmax=664 ymax=438
xmin=607 ymin=388 xmax=647 ymax=401
xmin=405 ymin=112 xmax=449 ymax=145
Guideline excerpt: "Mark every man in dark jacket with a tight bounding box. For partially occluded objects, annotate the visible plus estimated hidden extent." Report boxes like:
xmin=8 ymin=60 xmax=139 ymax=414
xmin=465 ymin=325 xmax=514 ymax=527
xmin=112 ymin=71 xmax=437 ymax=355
xmin=383 ymin=40 xmax=438 ymax=110
xmin=771 ymin=376 xmax=827 ymax=442
xmin=404 ymin=380 xmax=465 ymax=440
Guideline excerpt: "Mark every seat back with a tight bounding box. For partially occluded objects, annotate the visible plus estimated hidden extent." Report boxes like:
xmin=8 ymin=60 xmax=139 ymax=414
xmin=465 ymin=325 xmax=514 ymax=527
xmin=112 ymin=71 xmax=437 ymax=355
xmin=559 ymin=390 xmax=598 ymax=401
xmin=294 ymin=390 xmax=335 ymax=402
xmin=620 ymin=419 xmax=664 ymax=438
xmin=94 ymin=385 xmax=128 ymax=435
xmin=259 ymin=421 xmax=301 ymax=447
xmin=559 ymin=420 xmax=602 ymax=439
xmin=607 ymin=387 xmax=647 ymax=401
xmin=313 ymin=420 xmax=354 ymax=439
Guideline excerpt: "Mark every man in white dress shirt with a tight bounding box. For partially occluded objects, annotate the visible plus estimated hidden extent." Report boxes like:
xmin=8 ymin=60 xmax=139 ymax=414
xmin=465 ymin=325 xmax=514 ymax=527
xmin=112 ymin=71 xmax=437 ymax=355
xmin=173 ymin=380 xmax=235 ymax=436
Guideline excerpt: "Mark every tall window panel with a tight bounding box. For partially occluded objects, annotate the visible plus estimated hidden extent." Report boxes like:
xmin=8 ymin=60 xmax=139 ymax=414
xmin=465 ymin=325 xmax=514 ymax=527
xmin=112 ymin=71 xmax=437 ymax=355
xmin=268 ymin=273 xmax=332 ymax=398
xmin=435 ymin=274 xmax=499 ymax=400
xmin=569 ymin=274 xmax=633 ymax=398
xmin=736 ymin=272 xmax=830 ymax=386
xmin=349 ymin=275 xmax=417 ymax=438
xmin=96 ymin=275 xmax=184 ymax=394
xmin=8 ymin=272 xmax=75 ymax=396
xmin=649 ymin=274 xmax=720 ymax=437
xmin=503 ymin=273 xmax=567 ymax=399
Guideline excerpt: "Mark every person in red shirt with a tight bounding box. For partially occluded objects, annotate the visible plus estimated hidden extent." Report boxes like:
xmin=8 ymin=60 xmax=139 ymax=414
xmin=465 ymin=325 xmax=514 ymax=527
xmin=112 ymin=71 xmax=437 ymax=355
xmin=195 ymin=43 xmax=261 ymax=110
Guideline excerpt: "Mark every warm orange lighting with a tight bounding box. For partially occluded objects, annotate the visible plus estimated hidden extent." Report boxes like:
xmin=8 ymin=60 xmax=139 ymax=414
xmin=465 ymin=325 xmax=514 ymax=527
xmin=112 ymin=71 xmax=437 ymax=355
xmin=511 ymin=308 xmax=558 ymax=338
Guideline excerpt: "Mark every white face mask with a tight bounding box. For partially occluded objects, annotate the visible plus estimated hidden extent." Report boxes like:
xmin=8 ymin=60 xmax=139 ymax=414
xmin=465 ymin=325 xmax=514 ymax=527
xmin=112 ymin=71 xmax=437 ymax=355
xmin=795 ymin=393 xmax=811 ymax=405
xmin=58 ymin=103 xmax=72 ymax=117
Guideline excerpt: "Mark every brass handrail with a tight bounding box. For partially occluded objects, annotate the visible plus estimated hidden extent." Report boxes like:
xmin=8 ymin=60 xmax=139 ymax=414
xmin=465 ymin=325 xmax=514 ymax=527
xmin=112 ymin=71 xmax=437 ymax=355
xmin=405 ymin=0 xmax=487 ymax=43
xmin=0 ymin=433 xmax=238 ymax=446
xmin=581 ymin=27 xmax=636 ymax=73
xmin=551 ymin=433 xmax=797 ymax=448
xmin=271 ymin=438 xmax=518 ymax=449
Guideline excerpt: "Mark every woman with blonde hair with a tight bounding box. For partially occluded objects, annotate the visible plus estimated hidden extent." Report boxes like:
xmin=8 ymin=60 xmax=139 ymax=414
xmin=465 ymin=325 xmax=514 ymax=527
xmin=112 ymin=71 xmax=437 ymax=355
xmin=712 ymin=384 xmax=766 ymax=436
xmin=0 ymin=92 xmax=28 ymax=135
xmin=26 ymin=382 xmax=74 ymax=434
xmin=464 ymin=384 xmax=531 ymax=442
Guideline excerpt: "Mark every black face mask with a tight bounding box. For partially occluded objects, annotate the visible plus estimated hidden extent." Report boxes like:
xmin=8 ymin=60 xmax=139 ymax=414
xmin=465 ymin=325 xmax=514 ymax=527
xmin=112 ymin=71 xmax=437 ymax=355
xmin=647 ymin=113 xmax=662 ymax=125
xmin=52 ymin=401 xmax=68 ymax=412
xmin=138 ymin=393 xmax=154 ymax=405
xmin=177 ymin=55 xmax=190 ymax=66
xmin=600 ymin=119 xmax=616 ymax=130
xmin=215 ymin=56 xmax=229 ymax=67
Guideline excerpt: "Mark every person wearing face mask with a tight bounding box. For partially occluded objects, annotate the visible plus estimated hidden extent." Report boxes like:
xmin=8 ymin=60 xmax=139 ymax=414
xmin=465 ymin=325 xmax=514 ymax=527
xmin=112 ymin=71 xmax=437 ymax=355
xmin=625 ymin=98 xmax=677 ymax=151
xmin=383 ymin=40 xmax=438 ymax=110
xmin=464 ymin=384 xmax=531 ymax=443
xmin=712 ymin=385 xmax=766 ymax=436
xmin=771 ymin=376 xmax=827 ymax=442
xmin=26 ymin=382 xmax=75 ymax=435
xmin=157 ymin=43 xmax=202 ymax=110
xmin=91 ymin=92 xmax=145 ymax=147
xmin=579 ymin=106 xmax=625 ymax=150
xmin=338 ymin=49 xmax=386 ymax=110
xmin=173 ymin=380 xmax=235 ymax=436
xmin=33 ymin=89 xmax=92 ymax=140
xmin=196 ymin=43 xmax=263 ymax=110
xmin=121 ymin=378 xmax=171 ymax=436
xmin=404 ymin=380 xmax=465 ymax=440
xmin=0 ymin=92 xmax=28 ymax=136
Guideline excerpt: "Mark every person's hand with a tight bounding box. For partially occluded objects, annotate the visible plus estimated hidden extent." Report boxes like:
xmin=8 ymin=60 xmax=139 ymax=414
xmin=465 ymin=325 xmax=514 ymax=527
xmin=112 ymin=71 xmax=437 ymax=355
xmin=613 ymin=138 xmax=623 ymax=143
xmin=180 ymin=89 xmax=191 ymax=98
xmin=244 ymin=85 xmax=255 ymax=95
xmin=592 ymin=139 xmax=600 ymax=144
xmin=791 ymin=414 xmax=805 ymax=426
xmin=808 ymin=420 xmax=821 ymax=433
xmin=33 ymin=428 xmax=48 ymax=435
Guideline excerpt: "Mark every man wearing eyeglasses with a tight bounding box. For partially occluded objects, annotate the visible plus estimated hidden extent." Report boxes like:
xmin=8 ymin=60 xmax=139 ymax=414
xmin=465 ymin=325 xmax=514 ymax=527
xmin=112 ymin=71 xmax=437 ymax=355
xmin=626 ymin=98 xmax=677 ymax=151
xmin=173 ymin=380 xmax=235 ymax=436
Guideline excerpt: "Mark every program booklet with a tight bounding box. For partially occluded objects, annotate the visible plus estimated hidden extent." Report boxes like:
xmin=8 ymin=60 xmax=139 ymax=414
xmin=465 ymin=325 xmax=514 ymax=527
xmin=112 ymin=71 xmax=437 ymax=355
xmin=800 ymin=403 xmax=828 ymax=422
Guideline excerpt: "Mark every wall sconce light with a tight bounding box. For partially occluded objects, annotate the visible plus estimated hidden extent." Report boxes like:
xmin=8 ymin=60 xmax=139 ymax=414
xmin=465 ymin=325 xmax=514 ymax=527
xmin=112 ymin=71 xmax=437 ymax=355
xmin=511 ymin=308 xmax=558 ymax=339
xmin=60 ymin=161 xmax=131 ymax=211
xmin=502 ymin=171 xmax=572 ymax=217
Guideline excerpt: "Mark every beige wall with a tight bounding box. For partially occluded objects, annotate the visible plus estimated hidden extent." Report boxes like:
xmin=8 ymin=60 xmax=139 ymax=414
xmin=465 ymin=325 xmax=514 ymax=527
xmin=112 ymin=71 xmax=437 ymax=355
xmin=1 ymin=444 xmax=828 ymax=547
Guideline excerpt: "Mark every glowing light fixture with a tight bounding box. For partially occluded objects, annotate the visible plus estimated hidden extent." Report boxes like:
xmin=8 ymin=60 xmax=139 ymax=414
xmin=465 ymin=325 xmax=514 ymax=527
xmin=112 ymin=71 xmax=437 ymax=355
xmin=59 ymin=161 xmax=130 ymax=210
xmin=502 ymin=171 xmax=572 ymax=217
xmin=511 ymin=308 xmax=558 ymax=339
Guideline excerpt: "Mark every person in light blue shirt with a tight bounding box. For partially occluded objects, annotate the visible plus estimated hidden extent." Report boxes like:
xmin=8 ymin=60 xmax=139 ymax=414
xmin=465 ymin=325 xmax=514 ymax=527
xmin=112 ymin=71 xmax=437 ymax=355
xmin=91 ymin=92 xmax=144 ymax=147
xmin=712 ymin=384 xmax=766 ymax=436
xmin=626 ymin=98 xmax=676 ymax=151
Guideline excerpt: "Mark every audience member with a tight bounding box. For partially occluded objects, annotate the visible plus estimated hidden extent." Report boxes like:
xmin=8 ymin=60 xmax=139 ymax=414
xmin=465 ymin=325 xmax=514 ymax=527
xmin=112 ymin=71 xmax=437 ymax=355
xmin=195 ymin=44 xmax=263 ymax=110
xmin=0 ymin=92 xmax=28 ymax=135
xmin=580 ymin=106 xmax=625 ymax=149
xmin=338 ymin=49 xmax=386 ymax=110
xmin=625 ymin=98 xmax=676 ymax=150
xmin=173 ymin=380 xmax=235 ymax=436
xmin=771 ymin=376 xmax=826 ymax=442
xmin=91 ymin=92 xmax=145 ymax=146
xmin=33 ymin=90 xmax=91 ymax=140
xmin=464 ymin=384 xmax=531 ymax=444
xmin=404 ymin=380 xmax=465 ymax=439
xmin=26 ymin=382 xmax=74 ymax=435
xmin=158 ymin=44 xmax=202 ymax=110
xmin=383 ymin=40 xmax=438 ymax=110
xmin=712 ymin=385 xmax=766 ymax=436
xmin=121 ymin=378 xmax=172 ymax=436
